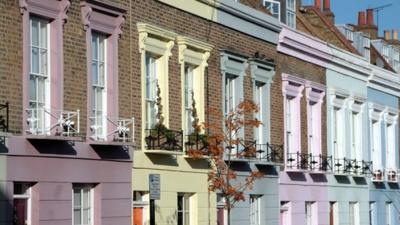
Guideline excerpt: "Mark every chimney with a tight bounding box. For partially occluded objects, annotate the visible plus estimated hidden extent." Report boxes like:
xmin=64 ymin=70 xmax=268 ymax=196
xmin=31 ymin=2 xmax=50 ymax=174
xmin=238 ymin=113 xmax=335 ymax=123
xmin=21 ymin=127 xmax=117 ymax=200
xmin=315 ymin=0 xmax=321 ymax=10
xmin=355 ymin=9 xmax=378 ymax=39
xmin=384 ymin=30 xmax=390 ymax=40
xmin=393 ymin=30 xmax=398 ymax=41
xmin=358 ymin=11 xmax=366 ymax=26
xmin=323 ymin=0 xmax=330 ymax=11
xmin=367 ymin=8 xmax=374 ymax=25
xmin=321 ymin=0 xmax=334 ymax=24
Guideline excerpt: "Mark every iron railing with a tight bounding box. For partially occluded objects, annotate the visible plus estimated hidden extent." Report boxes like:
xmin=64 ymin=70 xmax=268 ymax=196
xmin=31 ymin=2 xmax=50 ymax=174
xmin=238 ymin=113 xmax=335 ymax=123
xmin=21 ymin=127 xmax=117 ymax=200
xmin=287 ymin=152 xmax=311 ymax=170
xmin=335 ymin=158 xmax=372 ymax=176
xmin=287 ymin=152 xmax=333 ymax=172
xmin=310 ymin=154 xmax=333 ymax=172
xmin=252 ymin=143 xmax=284 ymax=164
xmin=145 ymin=128 xmax=183 ymax=151
xmin=89 ymin=116 xmax=134 ymax=143
xmin=0 ymin=102 xmax=9 ymax=132
xmin=185 ymin=133 xmax=208 ymax=155
xmin=26 ymin=107 xmax=80 ymax=136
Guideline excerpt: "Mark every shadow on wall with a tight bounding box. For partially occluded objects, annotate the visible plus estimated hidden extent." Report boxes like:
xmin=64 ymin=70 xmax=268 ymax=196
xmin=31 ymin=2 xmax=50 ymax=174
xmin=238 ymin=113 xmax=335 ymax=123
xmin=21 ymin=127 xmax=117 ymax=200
xmin=310 ymin=173 xmax=328 ymax=183
xmin=147 ymin=154 xmax=179 ymax=166
xmin=28 ymin=139 xmax=77 ymax=155
xmin=256 ymin=165 xmax=279 ymax=176
xmin=91 ymin=145 xmax=131 ymax=160
xmin=0 ymin=185 xmax=13 ymax=224
xmin=334 ymin=175 xmax=351 ymax=184
xmin=287 ymin=171 xmax=307 ymax=182
xmin=353 ymin=177 xmax=367 ymax=185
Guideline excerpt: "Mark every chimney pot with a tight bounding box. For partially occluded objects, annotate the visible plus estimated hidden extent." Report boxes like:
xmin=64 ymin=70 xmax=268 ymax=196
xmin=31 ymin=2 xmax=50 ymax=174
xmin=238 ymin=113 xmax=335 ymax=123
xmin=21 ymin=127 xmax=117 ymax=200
xmin=384 ymin=30 xmax=390 ymax=40
xmin=393 ymin=30 xmax=398 ymax=41
xmin=358 ymin=11 xmax=366 ymax=26
xmin=367 ymin=8 xmax=374 ymax=25
xmin=315 ymin=0 xmax=321 ymax=10
xmin=323 ymin=0 xmax=330 ymax=11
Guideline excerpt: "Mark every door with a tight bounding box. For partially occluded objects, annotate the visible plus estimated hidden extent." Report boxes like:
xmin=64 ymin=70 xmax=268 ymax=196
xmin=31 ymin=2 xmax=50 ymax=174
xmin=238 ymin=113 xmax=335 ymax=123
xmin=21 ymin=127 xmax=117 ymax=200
xmin=133 ymin=207 xmax=143 ymax=225
xmin=13 ymin=199 xmax=27 ymax=225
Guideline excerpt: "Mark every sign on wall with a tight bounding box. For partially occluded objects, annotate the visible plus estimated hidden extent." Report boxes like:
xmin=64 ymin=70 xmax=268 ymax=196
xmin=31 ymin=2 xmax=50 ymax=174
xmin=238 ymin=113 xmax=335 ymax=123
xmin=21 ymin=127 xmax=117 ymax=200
xmin=149 ymin=174 xmax=160 ymax=200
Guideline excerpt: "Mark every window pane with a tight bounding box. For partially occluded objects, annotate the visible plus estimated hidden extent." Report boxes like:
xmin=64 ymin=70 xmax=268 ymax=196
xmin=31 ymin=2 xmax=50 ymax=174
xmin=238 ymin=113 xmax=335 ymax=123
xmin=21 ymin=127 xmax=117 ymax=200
xmin=92 ymin=35 xmax=98 ymax=60
xmin=74 ymin=189 xmax=81 ymax=207
xmin=184 ymin=211 xmax=190 ymax=225
xmin=83 ymin=208 xmax=90 ymax=224
xmin=92 ymin=62 xmax=98 ymax=85
xmin=99 ymin=36 xmax=105 ymax=62
xmin=83 ymin=189 xmax=90 ymax=208
xmin=99 ymin=62 xmax=105 ymax=86
xmin=73 ymin=209 xmax=81 ymax=225
xmin=39 ymin=21 xmax=47 ymax=48
xmin=178 ymin=196 xmax=183 ymax=211
xmin=37 ymin=78 xmax=45 ymax=104
xmin=29 ymin=78 xmax=36 ymax=101
xmin=30 ymin=18 xmax=39 ymax=46
xmin=31 ymin=47 xmax=39 ymax=74
xmin=40 ymin=49 xmax=48 ymax=75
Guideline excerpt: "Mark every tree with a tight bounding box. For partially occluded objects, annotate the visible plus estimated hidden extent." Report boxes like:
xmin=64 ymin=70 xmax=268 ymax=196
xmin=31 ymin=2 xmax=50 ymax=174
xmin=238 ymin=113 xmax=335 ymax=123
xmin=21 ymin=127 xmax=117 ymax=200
xmin=188 ymin=100 xmax=264 ymax=225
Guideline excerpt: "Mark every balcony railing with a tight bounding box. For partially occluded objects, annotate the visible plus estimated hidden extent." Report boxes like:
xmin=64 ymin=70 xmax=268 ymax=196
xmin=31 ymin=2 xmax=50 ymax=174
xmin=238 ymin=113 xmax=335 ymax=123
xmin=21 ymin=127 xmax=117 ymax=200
xmin=89 ymin=116 xmax=135 ymax=143
xmin=26 ymin=107 xmax=80 ymax=137
xmin=185 ymin=133 xmax=208 ymax=155
xmin=310 ymin=154 xmax=333 ymax=172
xmin=145 ymin=128 xmax=183 ymax=152
xmin=334 ymin=158 xmax=372 ymax=176
xmin=386 ymin=169 xmax=399 ymax=183
xmin=0 ymin=102 xmax=9 ymax=132
xmin=252 ymin=143 xmax=283 ymax=164
xmin=287 ymin=152 xmax=311 ymax=170
xmin=286 ymin=152 xmax=333 ymax=172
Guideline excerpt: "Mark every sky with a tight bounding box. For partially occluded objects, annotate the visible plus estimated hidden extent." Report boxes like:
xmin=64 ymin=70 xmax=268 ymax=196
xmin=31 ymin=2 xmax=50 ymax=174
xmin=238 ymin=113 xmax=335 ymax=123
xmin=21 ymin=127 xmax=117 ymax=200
xmin=302 ymin=0 xmax=400 ymax=36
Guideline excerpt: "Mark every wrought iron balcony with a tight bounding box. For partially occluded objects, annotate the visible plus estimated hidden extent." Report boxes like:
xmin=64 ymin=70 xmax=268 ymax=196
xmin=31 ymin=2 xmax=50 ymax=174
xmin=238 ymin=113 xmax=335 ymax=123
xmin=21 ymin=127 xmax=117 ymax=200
xmin=386 ymin=169 xmax=399 ymax=183
xmin=309 ymin=154 xmax=333 ymax=172
xmin=145 ymin=128 xmax=183 ymax=152
xmin=334 ymin=158 xmax=371 ymax=176
xmin=89 ymin=116 xmax=135 ymax=144
xmin=185 ymin=133 xmax=208 ymax=155
xmin=252 ymin=143 xmax=283 ymax=164
xmin=26 ymin=107 xmax=80 ymax=137
xmin=0 ymin=102 xmax=9 ymax=132
xmin=287 ymin=152 xmax=312 ymax=170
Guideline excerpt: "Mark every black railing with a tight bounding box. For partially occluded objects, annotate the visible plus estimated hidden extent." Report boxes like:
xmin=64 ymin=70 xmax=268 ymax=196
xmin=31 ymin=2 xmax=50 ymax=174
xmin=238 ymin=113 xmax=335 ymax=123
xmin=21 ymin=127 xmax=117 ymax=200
xmin=185 ymin=133 xmax=208 ymax=155
xmin=145 ymin=128 xmax=183 ymax=152
xmin=287 ymin=152 xmax=333 ymax=172
xmin=253 ymin=143 xmax=284 ymax=164
xmin=310 ymin=154 xmax=333 ymax=172
xmin=335 ymin=158 xmax=372 ymax=176
xmin=0 ymin=102 xmax=9 ymax=132
xmin=287 ymin=152 xmax=311 ymax=170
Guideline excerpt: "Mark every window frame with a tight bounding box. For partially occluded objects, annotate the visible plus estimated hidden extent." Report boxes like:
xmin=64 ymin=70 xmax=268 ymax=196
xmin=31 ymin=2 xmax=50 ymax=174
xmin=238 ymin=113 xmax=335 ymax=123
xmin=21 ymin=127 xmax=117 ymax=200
xmin=286 ymin=0 xmax=296 ymax=28
xmin=262 ymin=0 xmax=281 ymax=21
xmin=305 ymin=84 xmax=325 ymax=157
xmin=177 ymin=193 xmax=192 ymax=225
xmin=249 ymin=195 xmax=261 ymax=225
xmin=81 ymin=0 xmax=125 ymax=142
xmin=72 ymin=185 xmax=93 ymax=225
xmin=13 ymin=183 xmax=33 ymax=225
xmin=177 ymin=36 xmax=212 ymax=136
xmin=20 ymin=0 xmax=70 ymax=134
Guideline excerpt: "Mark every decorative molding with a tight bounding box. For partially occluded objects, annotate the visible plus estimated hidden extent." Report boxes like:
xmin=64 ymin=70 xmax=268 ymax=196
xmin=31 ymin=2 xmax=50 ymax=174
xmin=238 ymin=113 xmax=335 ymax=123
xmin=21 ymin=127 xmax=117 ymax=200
xmin=282 ymin=74 xmax=305 ymax=98
xmin=220 ymin=51 xmax=248 ymax=77
xmin=137 ymin=23 xmax=177 ymax=55
xmin=177 ymin=36 xmax=213 ymax=67
xmin=19 ymin=0 xmax=70 ymax=24
xmin=249 ymin=59 xmax=275 ymax=84
xmin=80 ymin=1 xmax=125 ymax=37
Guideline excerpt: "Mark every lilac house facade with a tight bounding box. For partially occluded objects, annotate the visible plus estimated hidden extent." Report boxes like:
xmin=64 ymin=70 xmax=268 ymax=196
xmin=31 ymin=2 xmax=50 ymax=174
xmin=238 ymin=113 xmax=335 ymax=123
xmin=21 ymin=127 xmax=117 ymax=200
xmin=0 ymin=0 xmax=133 ymax=224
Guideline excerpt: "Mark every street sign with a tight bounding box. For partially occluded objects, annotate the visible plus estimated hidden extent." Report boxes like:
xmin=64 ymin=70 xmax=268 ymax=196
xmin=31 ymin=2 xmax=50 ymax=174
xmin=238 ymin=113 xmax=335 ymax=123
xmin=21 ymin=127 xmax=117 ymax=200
xmin=149 ymin=174 xmax=160 ymax=200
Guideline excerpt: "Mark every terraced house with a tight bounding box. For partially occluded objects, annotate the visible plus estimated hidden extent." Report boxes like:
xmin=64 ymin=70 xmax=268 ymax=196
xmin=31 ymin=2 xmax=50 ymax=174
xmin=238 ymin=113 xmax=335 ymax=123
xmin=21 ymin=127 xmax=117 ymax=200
xmin=0 ymin=0 xmax=133 ymax=224
xmin=1 ymin=1 xmax=400 ymax=225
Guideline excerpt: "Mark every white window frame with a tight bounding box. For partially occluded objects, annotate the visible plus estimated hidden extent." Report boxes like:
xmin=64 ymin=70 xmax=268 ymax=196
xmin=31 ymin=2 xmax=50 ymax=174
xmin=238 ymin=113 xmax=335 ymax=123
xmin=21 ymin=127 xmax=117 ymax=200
xmin=349 ymin=202 xmax=360 ymax=225
xmin=90 ymin=32 xmax=107 ymax=140
xmin=13 ymin=183 xmax=32 ymax=225
xmin=263 ymin=0 xmax=281 ymax=21
xmin=177 ymin=193 xmax=192 ymax=225
xmin=184 ymin=65 xmax=195 ymax=135
xmin=369 ymin=202 xmax=376 ymax=225
xmin=254 ymin=82 xmax=265 ymax=144
xmin=250 ymin=195 xmax=261 ymax=225
xmin=305 ymin=202 xmax=317 ymax=225
xmin=28 ymin=16 xmax=51 ymax=134
xmin=286 ymin=0 xmax=296 ymax=28
xmin=330 ymin=202 xmax=339 ymax=225
xmin=72 ymin=185 xmax=93 ymax=225
xmin=386 ymin=122 xmax=396 ymax=170
xmin=145 ymin=53 xmax=158 ymax=130
xmin=386 ymin=202 xmax=392 ymax=225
